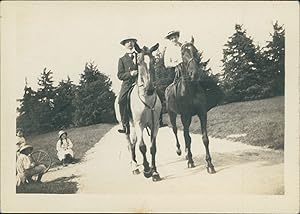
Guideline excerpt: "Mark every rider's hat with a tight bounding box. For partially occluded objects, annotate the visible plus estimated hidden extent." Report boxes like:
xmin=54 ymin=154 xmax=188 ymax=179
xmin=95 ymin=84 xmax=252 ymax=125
xmin=16 ymin=128 xmax=24 ymax=133
xmin=165 ymin=30 xmax=180 ymax=40
xmin=19 ymin=144 xmax=33 ymax=153
xmin=120 ymin=37 xmax=137 ymax=46
xmin=58 ymin=130 xmax=67 ymax=138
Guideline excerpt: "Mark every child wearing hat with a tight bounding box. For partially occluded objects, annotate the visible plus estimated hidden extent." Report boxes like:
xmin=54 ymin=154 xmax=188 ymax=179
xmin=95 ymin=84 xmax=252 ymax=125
xmin=56 ymin=130 xmax=74 ymax=166
xmin=16 ymin=144 xmax=46 ymax=186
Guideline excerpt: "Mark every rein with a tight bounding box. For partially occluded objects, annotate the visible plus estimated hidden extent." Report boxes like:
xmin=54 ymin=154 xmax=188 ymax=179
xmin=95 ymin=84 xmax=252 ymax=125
xmin=184 ymin=57 xmax=194 ymax=73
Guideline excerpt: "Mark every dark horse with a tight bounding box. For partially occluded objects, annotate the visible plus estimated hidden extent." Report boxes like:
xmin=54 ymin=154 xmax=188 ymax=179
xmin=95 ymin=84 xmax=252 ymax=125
xmin=165 ymin=37 xmax=216 ymax=174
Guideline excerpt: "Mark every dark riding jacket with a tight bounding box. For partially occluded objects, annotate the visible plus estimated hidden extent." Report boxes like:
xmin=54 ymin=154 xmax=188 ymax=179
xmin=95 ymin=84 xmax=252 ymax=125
xmin=117 ymin=53 xmax=138 ymax=103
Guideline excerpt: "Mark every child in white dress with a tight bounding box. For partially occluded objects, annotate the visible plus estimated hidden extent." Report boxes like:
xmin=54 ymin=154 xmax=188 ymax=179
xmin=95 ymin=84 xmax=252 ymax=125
xmin=56 ymin=130 xmax=74 ymax=166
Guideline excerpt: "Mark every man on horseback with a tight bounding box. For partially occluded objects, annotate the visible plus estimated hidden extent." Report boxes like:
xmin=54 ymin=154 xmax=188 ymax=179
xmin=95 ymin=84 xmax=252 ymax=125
xmin=117 ymin=37 xmax=139 ymax=134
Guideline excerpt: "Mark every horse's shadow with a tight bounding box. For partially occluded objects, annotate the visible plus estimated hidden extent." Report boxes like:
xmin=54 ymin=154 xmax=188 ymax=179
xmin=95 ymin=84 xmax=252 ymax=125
xmin=158 ymin=149 xmax=283 ymax=182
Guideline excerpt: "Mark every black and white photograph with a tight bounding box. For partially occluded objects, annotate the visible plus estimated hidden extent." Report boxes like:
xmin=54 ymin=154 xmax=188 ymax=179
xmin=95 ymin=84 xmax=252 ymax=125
xmin=1 ymin=1 xmax=299 ymax=213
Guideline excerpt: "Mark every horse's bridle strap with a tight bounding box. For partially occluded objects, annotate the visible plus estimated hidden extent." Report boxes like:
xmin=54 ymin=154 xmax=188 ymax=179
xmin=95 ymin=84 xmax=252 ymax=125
xmin=138 ymin=89 xmax=157 ymax=111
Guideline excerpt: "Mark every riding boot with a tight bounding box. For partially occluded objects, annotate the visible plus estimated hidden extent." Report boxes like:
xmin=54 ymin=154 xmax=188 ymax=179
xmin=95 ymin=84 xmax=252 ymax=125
xmin=159 ymin=111 xmax=168 ymax=127
xmin=118 ymin=102 xmax=129 ymax=134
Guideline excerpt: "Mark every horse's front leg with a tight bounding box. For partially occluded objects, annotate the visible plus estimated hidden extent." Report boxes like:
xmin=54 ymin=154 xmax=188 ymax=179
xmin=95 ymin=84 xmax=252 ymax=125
xmin=136 ymin=125 xmax=152 ymax=178
xmin=127 ymin=128 xmax=139 ymax=175
xmin=181 ymin=115 xmax=195 ymax=168
xmin=150 ymin=126 xmax=161 ymax=182
xmin=168 ymin=110 xmax=181 ymax=156
xmin=198 ymin=112 xmax=216 ymax=174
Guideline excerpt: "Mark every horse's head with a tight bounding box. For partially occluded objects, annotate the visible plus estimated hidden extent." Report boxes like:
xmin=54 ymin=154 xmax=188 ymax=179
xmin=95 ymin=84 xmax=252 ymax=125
xmin=134 ymin=42 xmax=159 ymax=96
xmin=181 ymin=37 xmax=200 ymax=82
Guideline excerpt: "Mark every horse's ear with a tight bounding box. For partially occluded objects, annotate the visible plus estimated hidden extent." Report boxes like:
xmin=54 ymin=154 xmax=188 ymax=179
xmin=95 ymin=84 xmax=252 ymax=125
xmin=134 ymin=43 xmax=142 ymax=53
xmin=190 ymin=36 xmax=194 ymax=44
xmin=150 ymin=43 xmax=159 ymax=53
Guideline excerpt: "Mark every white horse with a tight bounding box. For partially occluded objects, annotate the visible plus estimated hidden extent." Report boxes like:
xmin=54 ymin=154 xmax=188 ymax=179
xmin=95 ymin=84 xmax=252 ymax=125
xmin=115 ymin=43 xmax=162 ymax=182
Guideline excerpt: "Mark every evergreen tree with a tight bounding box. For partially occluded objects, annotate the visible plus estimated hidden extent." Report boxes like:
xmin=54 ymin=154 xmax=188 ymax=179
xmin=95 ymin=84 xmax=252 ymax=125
xmin=16 ymin=80 xmax=40 ymax=134
xmin=263 ymin=21 xmax=285 ymax=95
xmin=221 ymin=24 xmax=263 ymax=102
xmin=52 ymin=76 xmax=76 ymax=129
xmin=73 ymin=62 xmax=116 ymax=126
xmin=35 ymin=68 xmax=56 ymax=132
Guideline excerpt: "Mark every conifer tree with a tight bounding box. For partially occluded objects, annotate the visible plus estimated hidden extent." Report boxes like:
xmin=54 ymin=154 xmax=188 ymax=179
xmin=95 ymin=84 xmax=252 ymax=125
xmin=35 ymin=68 xmax=56 ymax=132
xmin=52 ymin=76 xmax=76 ymax=129
xmin=263 ymin=21 xmax=285 ymax=95
xmin=16 ymin=80 xmax=40 ymax=134
xmin=221 ymin=24 xmax=262 ymax=102
xmin=73 ymin=62 xmax=116 ymax=126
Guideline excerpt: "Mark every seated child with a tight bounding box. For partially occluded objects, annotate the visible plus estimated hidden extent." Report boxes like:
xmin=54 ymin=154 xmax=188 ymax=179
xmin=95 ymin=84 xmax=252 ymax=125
xmin=16 ymin=144 xmax=46 ymax=186
xmin=56 ymin=130 xmax=74 ymax=166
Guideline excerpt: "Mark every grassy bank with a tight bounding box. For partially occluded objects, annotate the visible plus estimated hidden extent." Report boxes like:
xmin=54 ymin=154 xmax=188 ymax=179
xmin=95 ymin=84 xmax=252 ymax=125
xmin=26 ymin=123 xmax=115 ymax=167
xmin=163 ymin=96 xmax=284 ymax=150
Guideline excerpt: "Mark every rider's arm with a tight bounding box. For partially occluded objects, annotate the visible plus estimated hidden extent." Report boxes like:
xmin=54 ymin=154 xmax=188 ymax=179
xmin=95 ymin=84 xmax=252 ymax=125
xmin=117 ymin=58 xmax=133 ymax=81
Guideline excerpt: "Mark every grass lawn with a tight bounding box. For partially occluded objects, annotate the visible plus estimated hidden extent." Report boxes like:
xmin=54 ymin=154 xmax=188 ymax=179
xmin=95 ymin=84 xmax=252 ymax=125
xmin=163 ymin=96 xmax=284 ymax=150
xmin=25 ymin=123 xmax=115 ymax=167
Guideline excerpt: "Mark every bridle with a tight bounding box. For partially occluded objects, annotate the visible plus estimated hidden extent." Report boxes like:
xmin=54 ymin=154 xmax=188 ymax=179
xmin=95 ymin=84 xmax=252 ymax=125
xmin=182 ymin=45 xmax=198 ymax=81
xmin=135 ymin=51 xmax=158 ymax=139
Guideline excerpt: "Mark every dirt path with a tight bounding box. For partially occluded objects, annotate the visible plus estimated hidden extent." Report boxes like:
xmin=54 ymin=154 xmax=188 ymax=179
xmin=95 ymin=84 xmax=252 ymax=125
xmin=70 ymin=126 xmax=283 ymax=194
xmin=42 ymin=125 xmax=283 ymax=196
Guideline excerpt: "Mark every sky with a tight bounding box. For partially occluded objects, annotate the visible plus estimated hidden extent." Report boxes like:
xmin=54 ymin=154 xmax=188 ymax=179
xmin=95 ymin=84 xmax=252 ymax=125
xmin=6 ymin=1 xmax=295 ymax=102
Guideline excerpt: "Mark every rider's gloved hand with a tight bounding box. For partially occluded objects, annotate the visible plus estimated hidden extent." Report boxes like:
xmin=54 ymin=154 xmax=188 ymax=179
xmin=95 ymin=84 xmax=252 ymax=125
xmin=130 ymin=70 xmax=138 ymax=76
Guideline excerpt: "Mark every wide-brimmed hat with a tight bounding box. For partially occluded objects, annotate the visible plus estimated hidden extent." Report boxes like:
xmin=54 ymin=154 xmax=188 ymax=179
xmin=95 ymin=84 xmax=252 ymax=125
xmin=58 ymin=130 xmax=67 ymax=138
xmin=120 ymin=37 xmax=137 ymax=46
xmin=165 ymin=30 xmax=180 ymax=40
xmin=19 ymin=144 xmax=33 ymax=153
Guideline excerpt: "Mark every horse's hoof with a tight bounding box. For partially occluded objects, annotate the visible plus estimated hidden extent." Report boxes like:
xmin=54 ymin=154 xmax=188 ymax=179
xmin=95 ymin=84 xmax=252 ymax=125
xmin=188 ymin=161 xmax=195 ymax=168
xmin=207 ymin=167 xmax=216 ymax=174
xmin=176 ymin=149 xmax=182 ymax=156
xmin=143 ymin=169 xmax=152 ymax=178
xmin=132 ymin=169 xmax=140 ymax=175
xmin=152 ymin=172 xmax=161 ymax=182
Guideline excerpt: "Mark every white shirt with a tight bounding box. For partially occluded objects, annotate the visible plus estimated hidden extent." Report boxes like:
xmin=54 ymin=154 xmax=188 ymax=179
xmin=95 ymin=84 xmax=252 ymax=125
xmin=126 ymin=50 xmax=137 ymax=65
xmin=163 ymin=42 xmax=182 ymax=68
xmin=16 ymin=153 xmax=34 ymax=185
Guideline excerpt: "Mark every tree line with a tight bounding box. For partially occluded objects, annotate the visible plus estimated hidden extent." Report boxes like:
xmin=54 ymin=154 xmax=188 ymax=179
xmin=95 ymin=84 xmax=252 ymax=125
xmin=17 ymin=22 xmax=284 ymax=135
xmin=17 ymin=62 xmax=116 ymax=135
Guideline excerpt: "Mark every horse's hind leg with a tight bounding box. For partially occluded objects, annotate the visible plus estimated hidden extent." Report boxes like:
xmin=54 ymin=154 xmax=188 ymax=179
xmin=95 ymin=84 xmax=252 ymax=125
xmin=181 ymin=115 xmax=195 ymax=168
xmin=198 ymin=112 xmax=216 ymax=174
xmin=168 ymin=110 xmax=181 ymax=156
xmin=136 ymin=127 xmax=152 ymax=178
